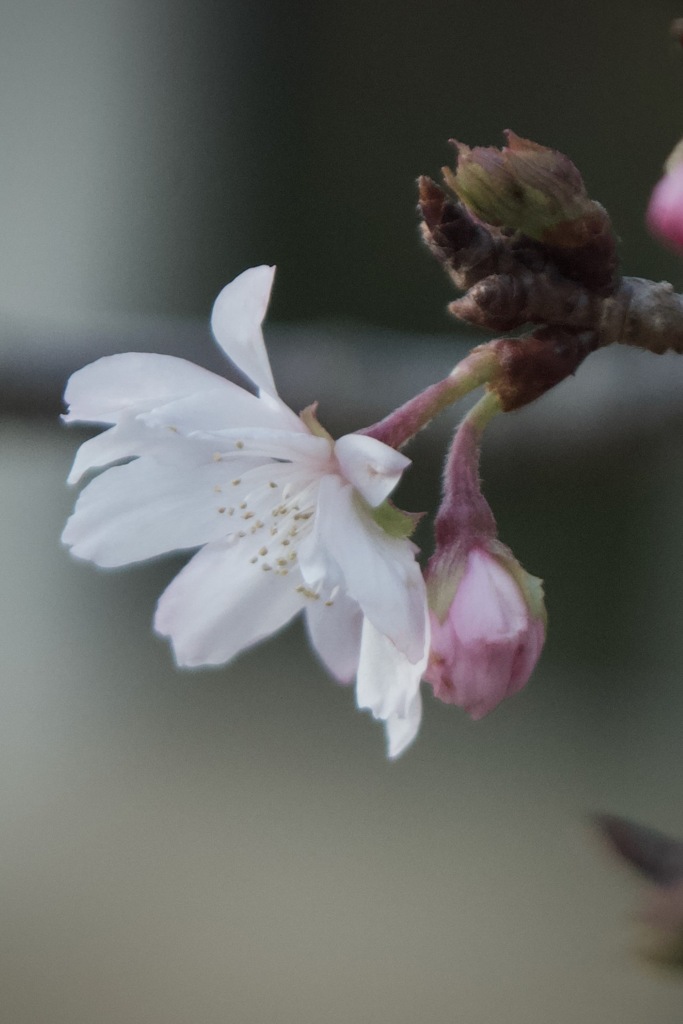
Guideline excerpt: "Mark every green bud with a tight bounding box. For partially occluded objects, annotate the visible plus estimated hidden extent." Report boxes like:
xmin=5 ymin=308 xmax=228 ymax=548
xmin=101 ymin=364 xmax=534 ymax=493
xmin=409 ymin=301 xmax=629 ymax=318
xmin=443 ymin=131 xmax=609 ymax=249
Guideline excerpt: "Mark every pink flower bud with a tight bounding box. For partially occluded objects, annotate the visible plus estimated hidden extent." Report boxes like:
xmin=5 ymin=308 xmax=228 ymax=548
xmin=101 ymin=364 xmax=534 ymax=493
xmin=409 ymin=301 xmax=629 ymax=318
xmin=424 ymin=412 xmax=546 ymax=719
xmin=646 ymin=162 xmax=683 ymax=253
xmin=424 ymin=545 xmax=545 ymax=719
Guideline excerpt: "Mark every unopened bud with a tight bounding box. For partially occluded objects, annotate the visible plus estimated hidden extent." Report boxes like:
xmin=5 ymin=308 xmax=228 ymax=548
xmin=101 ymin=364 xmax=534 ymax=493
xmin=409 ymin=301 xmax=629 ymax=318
xmin=446 ymin=132 xmax=590 ymax=239
xmin=424 ymin=416 xmax=546 ymax=719
xmin=425 ymin=543 xmax=545 ymax=719
xmin=443 ymin=132 xmax=618 ymax=291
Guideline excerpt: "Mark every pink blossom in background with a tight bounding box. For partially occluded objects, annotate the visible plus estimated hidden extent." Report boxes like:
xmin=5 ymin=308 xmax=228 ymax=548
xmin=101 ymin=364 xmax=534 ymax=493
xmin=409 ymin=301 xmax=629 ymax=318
xmin=647 ymin=161 xmax=683 ymax=253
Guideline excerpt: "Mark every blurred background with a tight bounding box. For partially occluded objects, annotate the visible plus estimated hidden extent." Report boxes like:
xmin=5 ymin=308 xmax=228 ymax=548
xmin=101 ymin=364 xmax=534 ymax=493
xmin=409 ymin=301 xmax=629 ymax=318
xmin=2 ymin=0 xmax=683 ymax=1020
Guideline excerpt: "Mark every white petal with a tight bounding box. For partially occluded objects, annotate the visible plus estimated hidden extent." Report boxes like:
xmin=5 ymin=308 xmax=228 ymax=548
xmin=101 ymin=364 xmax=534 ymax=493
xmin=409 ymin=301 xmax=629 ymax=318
xmin=356 ymin=614 xmax=423 ymax=761
xmin=67 ymin=417 xmax=140 ymax=484
xmin=300 ymin=475 xmax=427 ymax=662
xmin=210 ymin=266 xmax=277 ymax=396
xmin=356 ymin=616 xmax=424 ymax=719
xmin=154 ymin=537 xmax=304 ymax=667
xmin=191 ymin=427 xmax=331 ymax=466
xmin=63 ymin=353 xmax=226 ymax=425
xmin=385 ymin=692 xmax=423 ymax=760
xmin=140 ymin=384 xmax=304 ymax=436
xmin=67 ymin=410 xmax=204 ymax=484
xmin=62 ymin=457 xmax=247 ymax=566
xmin=356 ymin=615 xmax=428 ymax=757
xmin=334 ymin=433 xmax=411 ymax=507
xmin=305 ymin=591 xmax=363 ymax=683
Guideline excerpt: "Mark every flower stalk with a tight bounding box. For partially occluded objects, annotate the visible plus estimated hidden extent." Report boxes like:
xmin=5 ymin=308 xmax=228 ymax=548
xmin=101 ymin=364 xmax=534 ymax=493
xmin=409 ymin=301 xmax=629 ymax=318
xmin=361 ymin=344 xmax=498 ymax=449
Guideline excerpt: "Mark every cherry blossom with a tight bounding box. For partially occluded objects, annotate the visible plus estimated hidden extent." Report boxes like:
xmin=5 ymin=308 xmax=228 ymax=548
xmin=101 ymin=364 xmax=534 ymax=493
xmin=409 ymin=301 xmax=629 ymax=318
xmin=63 ymin=267 xmax=428 ymax=757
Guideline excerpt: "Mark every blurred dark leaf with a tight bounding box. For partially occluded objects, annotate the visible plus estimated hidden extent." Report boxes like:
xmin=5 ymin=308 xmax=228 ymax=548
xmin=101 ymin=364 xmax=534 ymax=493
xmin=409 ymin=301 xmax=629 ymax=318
xmin=595 ymin=813 xmax=683 ymax=886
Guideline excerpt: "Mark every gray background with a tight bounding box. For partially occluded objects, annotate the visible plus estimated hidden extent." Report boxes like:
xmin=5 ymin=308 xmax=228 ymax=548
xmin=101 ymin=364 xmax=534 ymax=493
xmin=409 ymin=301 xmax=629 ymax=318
xmin=1 ymin=0 xmax=683 ymax=1020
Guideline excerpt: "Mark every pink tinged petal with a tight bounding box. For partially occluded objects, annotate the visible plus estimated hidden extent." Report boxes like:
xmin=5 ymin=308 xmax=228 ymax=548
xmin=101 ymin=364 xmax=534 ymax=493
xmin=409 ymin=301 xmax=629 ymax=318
xmin=154 ymin=537 xmax=305 ymax=667
xmin=63 ymin=353 xmax=226 ymax=425
xmin=305 ymin=591 xmax=363 ymax=683
xmin=62 ymin=457 xmax=249 ymax=567
xmin=210 ymin=266 xmax=278 ymax=396
xmin=299 ymin=475 xmax=427 ymax=663
xmin=647 ymin=164 xmax=683 ymax=253
xmin=509 ymin=616 xmax=545 ymax=690
xmin=453 ymin=548 xmax=528 ymax=639
xmin=334 ymin=433 xmax=411 ymax=507
xmin=140 ymin=384 xmax=304 ymax=437
xmin=356 ymin=615 xmax=428 ymax=758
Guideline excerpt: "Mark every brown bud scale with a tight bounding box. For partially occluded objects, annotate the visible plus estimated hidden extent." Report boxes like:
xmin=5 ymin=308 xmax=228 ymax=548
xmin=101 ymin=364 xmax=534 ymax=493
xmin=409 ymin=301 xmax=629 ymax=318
xmin=489 ymin=329 xmax=598 ymax=412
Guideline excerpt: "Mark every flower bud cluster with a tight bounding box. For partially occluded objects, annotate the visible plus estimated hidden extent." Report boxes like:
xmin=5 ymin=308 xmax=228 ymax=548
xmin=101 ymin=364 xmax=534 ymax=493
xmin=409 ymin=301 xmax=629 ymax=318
xmin=419 ymin=132 xmax=620 ymax=373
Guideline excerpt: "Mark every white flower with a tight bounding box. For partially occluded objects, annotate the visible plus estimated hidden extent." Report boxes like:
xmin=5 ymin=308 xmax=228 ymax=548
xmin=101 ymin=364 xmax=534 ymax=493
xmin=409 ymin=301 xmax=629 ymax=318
xmin=62 ymin=266 xmax=428 ymax=757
